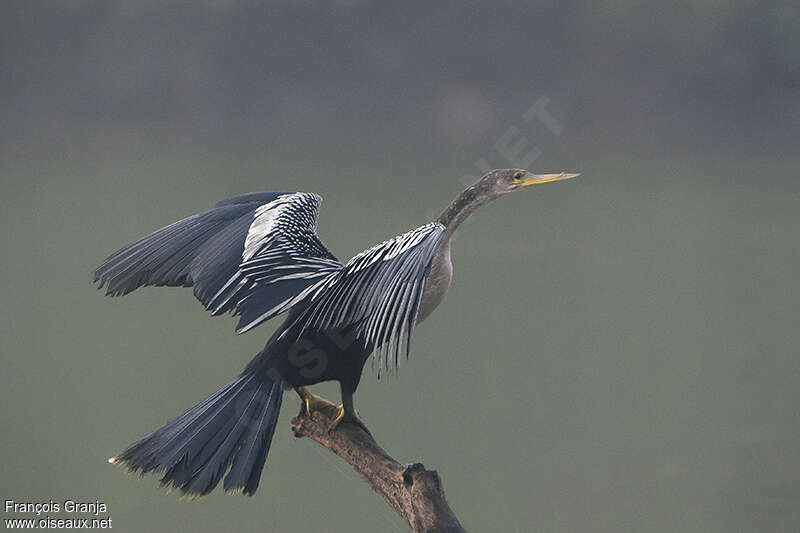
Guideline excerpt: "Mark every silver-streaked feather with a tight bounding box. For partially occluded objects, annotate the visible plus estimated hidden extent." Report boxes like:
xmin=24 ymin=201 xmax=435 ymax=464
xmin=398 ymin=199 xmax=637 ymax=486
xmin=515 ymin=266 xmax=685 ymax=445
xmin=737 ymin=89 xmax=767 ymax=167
xmin=279 ymin=222 xmax=446 ymax=373
xmin=96 ymin=190 xmax=446 ymax=372
xmin=210 ymin=192 xmax=342 ymax=327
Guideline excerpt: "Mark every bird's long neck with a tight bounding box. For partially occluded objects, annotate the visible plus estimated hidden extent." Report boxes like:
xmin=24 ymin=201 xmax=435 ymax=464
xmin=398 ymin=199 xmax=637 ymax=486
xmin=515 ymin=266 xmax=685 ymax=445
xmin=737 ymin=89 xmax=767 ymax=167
xmin=420 ymin=182 xmax=497 ymax=321
xmin=435 ymin=183 xmax=495 ymax=239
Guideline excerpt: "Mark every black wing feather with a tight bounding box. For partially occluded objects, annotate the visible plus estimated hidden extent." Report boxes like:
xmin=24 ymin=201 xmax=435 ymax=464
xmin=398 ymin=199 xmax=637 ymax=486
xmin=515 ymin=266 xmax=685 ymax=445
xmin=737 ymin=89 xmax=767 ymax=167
xmin=96 ymin=191 xmax=444 ymax=365
xmin=94 ymin=192 xmax=342 ymax=332
xmin=94 ymin=201 xmax=262 ymax=299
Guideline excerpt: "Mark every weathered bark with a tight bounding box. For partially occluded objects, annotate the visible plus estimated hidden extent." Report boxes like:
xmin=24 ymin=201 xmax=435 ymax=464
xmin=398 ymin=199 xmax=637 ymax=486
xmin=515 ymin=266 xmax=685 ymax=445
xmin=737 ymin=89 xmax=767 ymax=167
xmin=291 ymin=406 xmax=466 ymax=533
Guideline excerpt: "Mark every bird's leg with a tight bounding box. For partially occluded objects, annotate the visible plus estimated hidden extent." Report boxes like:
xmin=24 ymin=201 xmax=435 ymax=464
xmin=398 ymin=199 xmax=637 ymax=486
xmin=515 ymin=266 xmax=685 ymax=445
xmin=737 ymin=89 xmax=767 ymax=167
xmin=330 ymin=386 xmax=372 ymax=436
xmin=295 ymin=386 xmax=337 ymax=417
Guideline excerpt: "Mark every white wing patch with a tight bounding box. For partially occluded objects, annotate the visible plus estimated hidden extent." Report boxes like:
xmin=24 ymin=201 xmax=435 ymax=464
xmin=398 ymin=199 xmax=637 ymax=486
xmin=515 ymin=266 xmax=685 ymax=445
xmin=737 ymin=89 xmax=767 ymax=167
xmin=207 ymin=192 xmax=342 ymax=325
xmin=243 ymin=193 xmax=323 ymax=261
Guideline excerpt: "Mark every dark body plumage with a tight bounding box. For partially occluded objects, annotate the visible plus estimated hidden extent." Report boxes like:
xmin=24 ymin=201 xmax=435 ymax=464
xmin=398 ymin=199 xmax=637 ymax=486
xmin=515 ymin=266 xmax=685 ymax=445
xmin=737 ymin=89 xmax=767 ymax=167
xmin=96 ymin=169 xmax=577 ymax=497
xmin=96 ymin=190 xmax=444 ymax=496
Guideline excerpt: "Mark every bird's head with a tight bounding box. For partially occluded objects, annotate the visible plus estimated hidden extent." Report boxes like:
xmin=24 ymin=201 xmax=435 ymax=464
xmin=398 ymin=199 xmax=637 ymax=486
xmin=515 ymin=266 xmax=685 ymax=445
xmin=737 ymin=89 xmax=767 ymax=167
xmin=436 ymin=168 xmax=580 ymax=230
xmin=482 ymin=168 xmax=580 ymax=197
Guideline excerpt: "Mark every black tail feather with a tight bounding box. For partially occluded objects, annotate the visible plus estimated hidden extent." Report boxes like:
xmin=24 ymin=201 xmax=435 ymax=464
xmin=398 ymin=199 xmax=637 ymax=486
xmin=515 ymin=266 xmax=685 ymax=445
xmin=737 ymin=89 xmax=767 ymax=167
xmin=110 ymin=371 xmax=283 ymax=497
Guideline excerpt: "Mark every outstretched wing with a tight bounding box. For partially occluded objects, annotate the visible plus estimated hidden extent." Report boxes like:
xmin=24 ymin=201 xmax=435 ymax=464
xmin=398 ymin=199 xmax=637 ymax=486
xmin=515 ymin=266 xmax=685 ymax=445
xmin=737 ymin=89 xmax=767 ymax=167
xmin=96 ymin=192 xmax=446 ymax=365
xmin=276 ymin=223 xmax=446 ymax=374
xmin=94 ymin=192 xmax=342 ymax=330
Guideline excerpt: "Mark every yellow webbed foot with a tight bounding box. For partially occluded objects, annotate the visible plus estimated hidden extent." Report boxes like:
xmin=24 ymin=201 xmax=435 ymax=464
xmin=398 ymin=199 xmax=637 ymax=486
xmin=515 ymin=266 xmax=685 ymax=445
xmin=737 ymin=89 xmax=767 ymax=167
xmin=295 ymin=386 xmax=372 ymax=436
xmin=295 ymin=386 xmax=337 ymax=417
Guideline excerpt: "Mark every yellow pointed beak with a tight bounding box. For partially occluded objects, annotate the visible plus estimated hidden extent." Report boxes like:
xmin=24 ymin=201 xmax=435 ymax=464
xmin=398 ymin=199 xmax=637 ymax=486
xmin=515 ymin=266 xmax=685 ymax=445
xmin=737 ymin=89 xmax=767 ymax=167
xmin=520 ymin=172 xmax=580 ymax=186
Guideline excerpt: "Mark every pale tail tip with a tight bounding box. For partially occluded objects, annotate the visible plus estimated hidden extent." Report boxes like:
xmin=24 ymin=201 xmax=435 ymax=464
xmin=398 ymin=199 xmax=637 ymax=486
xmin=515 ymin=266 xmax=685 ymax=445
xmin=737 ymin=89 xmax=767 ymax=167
xmin=108 ymin=457 xmax=118 ymax=464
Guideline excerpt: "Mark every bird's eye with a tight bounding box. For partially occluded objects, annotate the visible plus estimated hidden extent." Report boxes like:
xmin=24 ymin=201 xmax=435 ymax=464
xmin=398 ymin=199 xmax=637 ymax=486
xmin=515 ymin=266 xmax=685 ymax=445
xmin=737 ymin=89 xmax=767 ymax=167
xmin=512 ymin=171 xmax=524 ymax=181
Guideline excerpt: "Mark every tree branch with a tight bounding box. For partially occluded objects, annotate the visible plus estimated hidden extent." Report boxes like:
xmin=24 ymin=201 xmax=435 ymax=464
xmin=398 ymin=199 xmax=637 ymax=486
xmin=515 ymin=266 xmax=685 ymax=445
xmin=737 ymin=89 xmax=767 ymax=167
xmin=291 ymin=406 xmax=466 ymax=533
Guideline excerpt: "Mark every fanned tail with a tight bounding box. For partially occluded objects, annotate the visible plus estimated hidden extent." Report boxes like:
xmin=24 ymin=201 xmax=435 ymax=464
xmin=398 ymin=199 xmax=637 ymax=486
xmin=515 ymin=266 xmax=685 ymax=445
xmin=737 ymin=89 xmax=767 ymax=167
xmin=109 ymin=370 xmax=283 ymax=497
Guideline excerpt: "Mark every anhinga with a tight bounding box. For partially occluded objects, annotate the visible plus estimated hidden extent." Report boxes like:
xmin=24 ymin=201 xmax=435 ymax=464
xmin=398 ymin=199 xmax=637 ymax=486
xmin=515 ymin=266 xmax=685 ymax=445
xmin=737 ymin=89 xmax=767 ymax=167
xmin=95 ymin=169 xmax=578 ymax=497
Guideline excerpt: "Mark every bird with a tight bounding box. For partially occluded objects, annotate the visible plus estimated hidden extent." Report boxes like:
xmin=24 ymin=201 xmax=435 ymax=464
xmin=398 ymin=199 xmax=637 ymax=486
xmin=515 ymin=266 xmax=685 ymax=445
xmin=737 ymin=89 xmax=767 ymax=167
xmin=95 ymin=168 xmax=578 ymax=497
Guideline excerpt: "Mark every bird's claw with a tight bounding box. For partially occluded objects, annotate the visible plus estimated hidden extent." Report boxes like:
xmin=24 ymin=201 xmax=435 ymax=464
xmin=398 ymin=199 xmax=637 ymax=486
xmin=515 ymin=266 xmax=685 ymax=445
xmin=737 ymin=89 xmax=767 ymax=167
xmin=295 ymin=386 xmax=372 ymax=436
xmin=297 ymin=387 xmax=338 ymax=418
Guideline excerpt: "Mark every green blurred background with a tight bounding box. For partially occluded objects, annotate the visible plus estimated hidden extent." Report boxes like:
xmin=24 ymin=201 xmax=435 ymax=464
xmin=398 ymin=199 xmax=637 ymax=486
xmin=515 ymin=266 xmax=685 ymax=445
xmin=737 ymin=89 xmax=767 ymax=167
xmin=2 ymin=1 xmax=799 ymax=531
